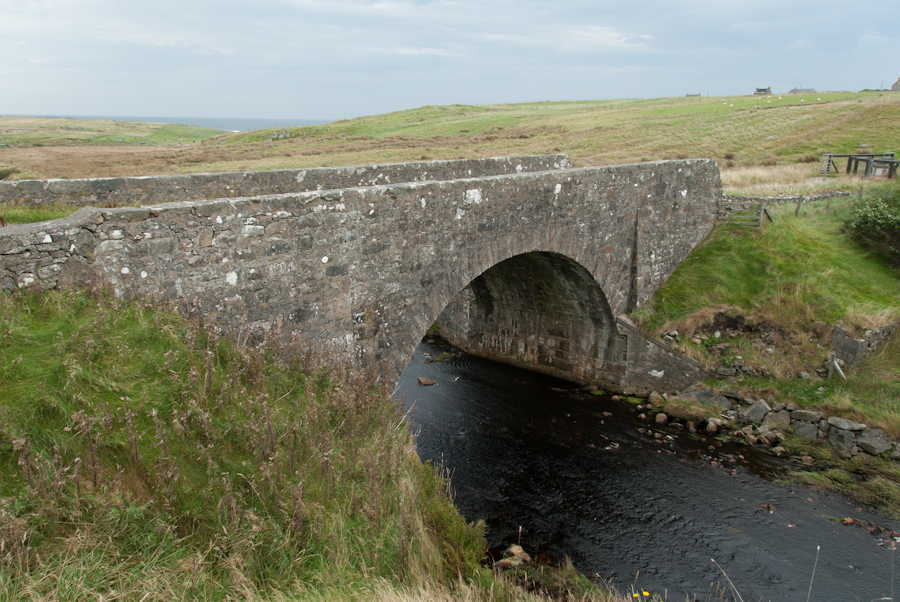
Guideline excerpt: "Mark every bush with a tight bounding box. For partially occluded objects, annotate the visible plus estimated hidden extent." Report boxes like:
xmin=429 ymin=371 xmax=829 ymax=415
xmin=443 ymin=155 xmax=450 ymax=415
xmin=849 ymin=185 xmax=900 ymax=263
xmin=0 ymin=167 xmax=20 ymax=180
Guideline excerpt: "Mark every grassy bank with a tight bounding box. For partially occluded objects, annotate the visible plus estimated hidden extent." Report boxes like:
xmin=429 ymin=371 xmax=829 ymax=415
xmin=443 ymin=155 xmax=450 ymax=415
xmin=2 ymin=91 xmax=898 ymax=195
xmin=0 ymin=289 xmax=619 ymax=601
xmin=634 ymin=189 xmax=900 ymax=428
xmin=633 ymin=183 xmax=900 ymax=515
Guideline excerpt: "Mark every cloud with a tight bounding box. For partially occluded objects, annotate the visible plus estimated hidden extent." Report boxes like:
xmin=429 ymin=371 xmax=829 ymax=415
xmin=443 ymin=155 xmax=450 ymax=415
xmin=0 ymin=0 xmax=897 ymax=118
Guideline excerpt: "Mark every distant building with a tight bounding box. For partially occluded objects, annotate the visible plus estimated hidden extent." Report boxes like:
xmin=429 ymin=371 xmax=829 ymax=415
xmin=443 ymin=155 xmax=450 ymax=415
xmin=892 ymin=77 xmax=900 ymax=92
xmin=789 ymin=87 xmax=815 ymax=94
xmin=685 ymin=93 xmax=701 ymax=97
xmin=754 ymin=87 xmax=772 ymax=95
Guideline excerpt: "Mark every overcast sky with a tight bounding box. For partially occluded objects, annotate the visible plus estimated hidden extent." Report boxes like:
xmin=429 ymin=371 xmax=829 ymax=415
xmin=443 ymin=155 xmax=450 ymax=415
xmin=2 ymin=0 xmax=898 ymax=121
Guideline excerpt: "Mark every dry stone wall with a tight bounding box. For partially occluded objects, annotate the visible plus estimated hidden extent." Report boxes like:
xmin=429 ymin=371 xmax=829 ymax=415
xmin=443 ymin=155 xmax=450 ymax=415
xmin=0 ymin=157 xmax=721 ymax=392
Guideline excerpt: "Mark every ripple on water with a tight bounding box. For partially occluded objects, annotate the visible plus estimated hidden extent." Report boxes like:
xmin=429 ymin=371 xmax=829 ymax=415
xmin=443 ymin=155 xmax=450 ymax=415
xmin=396 ymin=338 xmax=899 ymax=602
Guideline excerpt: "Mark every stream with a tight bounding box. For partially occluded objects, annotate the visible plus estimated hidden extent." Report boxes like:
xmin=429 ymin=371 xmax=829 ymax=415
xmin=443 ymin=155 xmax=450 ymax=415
xmin=395 ymin=338 xmax=899 ymax=602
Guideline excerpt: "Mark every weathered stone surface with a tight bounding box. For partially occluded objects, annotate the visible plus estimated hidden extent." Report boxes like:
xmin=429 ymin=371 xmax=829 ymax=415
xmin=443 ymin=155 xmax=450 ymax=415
xmin=828 ymin=427 xmax=857 ymax=457
xmin=679 ymin=389 xmax=733 ymax=410
xmin=647 ymin=391 xmax=666 ymax=408
xmin=0 ymin=155 xmax=572 ymax=208
xmin=827 ymin=416 xmax=866 ymax=431
xmin=742 ymin=400 xmax=771 ymax=423
xmin=857 ymin=428 xmax=893 ymax=455
xmin=0 ymin=156 xmax=721 ymax=393
xmin=791 ymin=409 xmax=823 ymax=423
xmin=763 ymin=410 xmax=791 ymax=427
xmin=792 ymin=422 xmax=819 ymax=441
xmin=832 ymin=324 xmax=869 ymax=366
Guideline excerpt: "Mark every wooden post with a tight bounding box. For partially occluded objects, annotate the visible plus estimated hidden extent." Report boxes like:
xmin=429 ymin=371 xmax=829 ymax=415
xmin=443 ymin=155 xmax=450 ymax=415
xmin=795 ymin=196 xmax=804 ymax=217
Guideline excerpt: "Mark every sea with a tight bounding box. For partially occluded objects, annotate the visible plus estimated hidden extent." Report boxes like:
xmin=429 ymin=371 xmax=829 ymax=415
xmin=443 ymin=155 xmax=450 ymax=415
xmin=23 ymin=115 xmax=334 ymax=133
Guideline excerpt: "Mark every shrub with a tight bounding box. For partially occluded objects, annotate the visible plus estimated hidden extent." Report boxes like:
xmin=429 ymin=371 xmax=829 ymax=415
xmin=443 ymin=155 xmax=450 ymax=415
xmin=849 ymin=185 xmax=900 ymax=263
xmin=0 ymin=167 xmax=20 ymax=180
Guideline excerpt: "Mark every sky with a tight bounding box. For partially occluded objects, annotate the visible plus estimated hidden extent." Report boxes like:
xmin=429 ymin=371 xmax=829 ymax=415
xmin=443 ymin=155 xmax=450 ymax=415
xmin=2 ymin=0 xmax=898 ymax=121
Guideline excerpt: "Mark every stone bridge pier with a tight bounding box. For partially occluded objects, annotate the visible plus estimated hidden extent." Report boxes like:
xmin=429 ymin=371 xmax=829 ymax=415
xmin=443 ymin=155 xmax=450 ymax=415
xmin=0 ymin=155 xmax=721 ymax=394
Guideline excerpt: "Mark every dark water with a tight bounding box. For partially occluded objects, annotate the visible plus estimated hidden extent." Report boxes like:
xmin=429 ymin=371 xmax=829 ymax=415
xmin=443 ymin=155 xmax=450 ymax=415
xmin=395 ymin=338 xmax=899 ymax=602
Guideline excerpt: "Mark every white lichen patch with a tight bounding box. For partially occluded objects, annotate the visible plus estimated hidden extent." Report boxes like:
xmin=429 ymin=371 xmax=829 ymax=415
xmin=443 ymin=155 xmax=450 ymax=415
xmin=465 ymin=189 xmax=482 ymax=205
xmin=226 ymin=271 xmax=238 ymax=286
xmin=241 ymin=225 xmax=265 ymax=238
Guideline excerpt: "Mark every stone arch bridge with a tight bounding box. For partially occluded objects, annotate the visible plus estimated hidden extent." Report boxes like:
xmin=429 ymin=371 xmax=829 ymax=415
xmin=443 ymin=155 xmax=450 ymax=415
xmin=0 ymin=155 xmax=720 ymax=394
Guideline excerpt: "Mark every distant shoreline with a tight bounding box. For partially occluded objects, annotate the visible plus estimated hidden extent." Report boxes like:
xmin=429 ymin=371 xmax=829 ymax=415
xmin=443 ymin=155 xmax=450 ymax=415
xmin=8 ymin=115 xmax=334 ymax=133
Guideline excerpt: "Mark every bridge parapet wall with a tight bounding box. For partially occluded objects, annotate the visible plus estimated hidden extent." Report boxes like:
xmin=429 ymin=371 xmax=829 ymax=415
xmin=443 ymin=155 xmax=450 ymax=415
xmin=0 ymin=155 xmax=571 ymax=208
xmin=0 ymin=158 xmax=720 ymax=392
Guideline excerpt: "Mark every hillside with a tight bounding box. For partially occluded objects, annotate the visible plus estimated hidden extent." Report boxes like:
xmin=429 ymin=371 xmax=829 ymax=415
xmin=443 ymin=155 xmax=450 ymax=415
xmin=2 ymin=91 xmax=899 ymax=196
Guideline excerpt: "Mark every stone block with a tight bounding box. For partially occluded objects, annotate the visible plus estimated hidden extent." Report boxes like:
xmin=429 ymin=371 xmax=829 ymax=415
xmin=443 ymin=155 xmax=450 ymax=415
xmin=827 ymin=416 xmax=866 ymax=431
xmin=791 ymin=409 xmax=823 ymax=423
xmin=742 ymin=400 xmax=771 ymax=423
xmin=763 ymin=410 xmax=790 ymax=427
xmin=832 ymin=324 xmax=869 ymax=366
xmin=792 ymin=422 xmax=819 ymax=441
xmin=857 ymin=428 xmax=893 ymax=456
xmin=828 ymin=427 xmax=857 ymax=457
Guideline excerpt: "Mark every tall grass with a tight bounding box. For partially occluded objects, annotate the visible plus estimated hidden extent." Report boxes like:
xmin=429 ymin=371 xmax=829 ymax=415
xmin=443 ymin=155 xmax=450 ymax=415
xmin=0 ymin=289 xmax=488 ymax=601
xmin=0 ymin=289 xmax=623 ymax=601
xmin=634 ymin=197 xmax=900 ymax=431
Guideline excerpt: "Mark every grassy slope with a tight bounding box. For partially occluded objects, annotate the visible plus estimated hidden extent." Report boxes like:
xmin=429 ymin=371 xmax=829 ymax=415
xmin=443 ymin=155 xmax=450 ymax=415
xmin=2 ymin=91 xmax=898 ymax=193
xmin=637 ymin=194 xmax=900 ymax=427
xmin=0 ymin=290 xmax=616 ymax=602
xmin=634 ymin=186 xmax=900 ymax=516
xmin=0 ymin=116 xmax=224 ymax=147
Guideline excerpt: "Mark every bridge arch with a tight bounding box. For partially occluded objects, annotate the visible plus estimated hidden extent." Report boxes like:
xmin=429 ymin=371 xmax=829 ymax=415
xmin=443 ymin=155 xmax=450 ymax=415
xmin=1 ymin=157 xmax=720 ymax=394
xmin=430 ymin=251 xmax=616 ymax=384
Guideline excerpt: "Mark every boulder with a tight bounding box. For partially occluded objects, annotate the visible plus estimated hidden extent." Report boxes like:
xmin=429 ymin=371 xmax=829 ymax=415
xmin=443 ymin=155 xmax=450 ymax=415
xmin=832 ymin=324 xmax=869 ymax=366
xmin=647 ymin=391 xmax=666 ymax=409
xmin=792 ymin=422 xmax=819 ymax=441
xmin=655 ymin=413 xmax=669 ymax=425
xmin=857 ymin=428 xmax=893 ymax=456
xmin=742 ymin=400 xmax=771 ymax=423
xmin=827 ymin=416 xmax=866 ymax=431
xmin=716 ymin=366 xmax=737 ymax=379
xmin=791 ymin=409 xmax=823 ymax=423
xmin=506 ymin=545 xmax=532 ymax=563
xmin=763 ymin=410 xmax=791 ymax=428
xmin=828 ymin=427 xmax=857 ymax=457
xmin=680 ymin=389 xmax=732 ymax=410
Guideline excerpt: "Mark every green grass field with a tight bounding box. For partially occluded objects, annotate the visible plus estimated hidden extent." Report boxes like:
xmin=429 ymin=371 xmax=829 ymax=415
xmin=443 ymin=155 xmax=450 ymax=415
xmin=0 ymin=117 xmax=225 ymax=148
xmin=2 ymin=91 xmax=898 ymax=192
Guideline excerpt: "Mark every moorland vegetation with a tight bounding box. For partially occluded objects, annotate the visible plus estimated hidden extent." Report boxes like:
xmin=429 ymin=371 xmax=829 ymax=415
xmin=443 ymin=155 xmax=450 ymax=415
xmin=1 ymin=91 xmax=900 ymax=600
